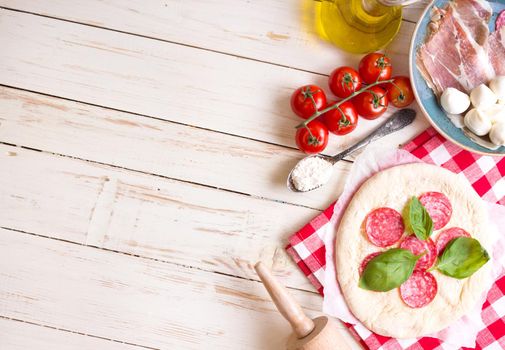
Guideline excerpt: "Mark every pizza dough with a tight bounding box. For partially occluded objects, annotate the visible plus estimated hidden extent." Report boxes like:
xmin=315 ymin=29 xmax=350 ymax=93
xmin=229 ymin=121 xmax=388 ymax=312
xmin=335 ymin=163 xmax=492 ymax=338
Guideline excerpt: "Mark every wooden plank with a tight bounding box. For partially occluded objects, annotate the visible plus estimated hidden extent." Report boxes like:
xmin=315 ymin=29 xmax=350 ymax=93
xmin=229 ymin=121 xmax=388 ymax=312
xmin=0 ymin=86 xmax=350 ymax=210
xmin=0 ymin=144 xmax=321 ymax=291
xmin=0 ymin=228 xmax=352 ymax=350
xmin=403 ymin=1 xmax=430 ymax=23
xmin=0 ymin=318 xmax=145 ymax=350
xmin=0 ymin=10 xmax=428 ymax=156
xmin=0 ymin=0 xmax=427 ymax=74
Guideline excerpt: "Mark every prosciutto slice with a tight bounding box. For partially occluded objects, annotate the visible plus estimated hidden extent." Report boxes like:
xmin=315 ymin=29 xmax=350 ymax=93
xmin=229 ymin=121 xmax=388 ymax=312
xmin=489 ymin=26 xmax=505 ymax=75
xmin=417 ymin=0 xmax=497 ymax=96
xmin=451 ymin=0 xmax=491 ymax=45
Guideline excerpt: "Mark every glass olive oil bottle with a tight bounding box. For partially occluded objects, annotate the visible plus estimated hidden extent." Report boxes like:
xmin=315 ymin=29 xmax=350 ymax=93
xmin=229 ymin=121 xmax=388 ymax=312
xmin=318 ymin=0 xmax=402 ymax=54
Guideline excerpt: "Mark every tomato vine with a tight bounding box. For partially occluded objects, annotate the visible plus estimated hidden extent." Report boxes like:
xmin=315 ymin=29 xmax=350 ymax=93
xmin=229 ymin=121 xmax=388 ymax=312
xmin=295 ymin=78 xmax=395 ymax=129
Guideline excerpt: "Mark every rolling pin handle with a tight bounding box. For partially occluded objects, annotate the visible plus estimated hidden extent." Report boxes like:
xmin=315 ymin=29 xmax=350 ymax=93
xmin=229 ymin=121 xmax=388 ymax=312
xmin=254 ymin=262 xmax=315 ymax=339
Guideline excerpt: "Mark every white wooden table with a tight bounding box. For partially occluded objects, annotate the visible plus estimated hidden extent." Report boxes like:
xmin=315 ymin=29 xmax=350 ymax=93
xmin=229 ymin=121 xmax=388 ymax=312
xmin=0 ymin=1 xmax=430 ymax=349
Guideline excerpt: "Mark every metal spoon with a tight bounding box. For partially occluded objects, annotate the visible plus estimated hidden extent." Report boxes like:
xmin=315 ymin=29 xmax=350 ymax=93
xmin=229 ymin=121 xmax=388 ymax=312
xmin=287 ymin=108 xmax=416 ymax=193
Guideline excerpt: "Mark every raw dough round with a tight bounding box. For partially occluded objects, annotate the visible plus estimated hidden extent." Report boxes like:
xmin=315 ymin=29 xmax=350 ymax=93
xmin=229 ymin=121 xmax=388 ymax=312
xmin=335 ymin=163 xmax=492 ymax=338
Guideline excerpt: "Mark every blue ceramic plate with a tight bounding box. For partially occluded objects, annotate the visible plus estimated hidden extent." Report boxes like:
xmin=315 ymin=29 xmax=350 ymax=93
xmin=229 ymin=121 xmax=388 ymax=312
xmin=409 ymin=0 xmax=505 ymax=155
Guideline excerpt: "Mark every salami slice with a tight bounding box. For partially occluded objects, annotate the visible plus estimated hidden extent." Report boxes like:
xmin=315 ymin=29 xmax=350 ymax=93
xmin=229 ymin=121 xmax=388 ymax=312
xmin=400 ymin=236 xmax=437 ymax=271
xmin=497 ymin=10 xmax=505 ymax=31
xmin=435 ymin=227 xmax=471 ymax=255
xmin=359 ymin=252 xmax=381 ymax=275
xmin=364 ymin=208 xmax=405 ymax=247
xmin=400 ymin=271 xmax=437 ymax=308
xmin=419 ymin=192 xmax=452 ymax=230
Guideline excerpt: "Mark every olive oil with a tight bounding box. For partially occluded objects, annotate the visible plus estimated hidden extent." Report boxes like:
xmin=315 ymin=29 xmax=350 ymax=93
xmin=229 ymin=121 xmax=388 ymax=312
xmin=318 ymin=0 xmax=402 ymax=54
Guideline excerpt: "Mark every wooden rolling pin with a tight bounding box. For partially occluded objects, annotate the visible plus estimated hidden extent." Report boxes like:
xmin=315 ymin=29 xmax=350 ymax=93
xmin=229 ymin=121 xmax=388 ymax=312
xmin=254 ymin=262 xmax=352 ymax=350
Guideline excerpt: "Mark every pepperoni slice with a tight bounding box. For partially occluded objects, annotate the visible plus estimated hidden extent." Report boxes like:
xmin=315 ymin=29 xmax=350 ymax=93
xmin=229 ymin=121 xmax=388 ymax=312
xmin=419 ymin=192 xmax=452 ymax=230
xmin=400 ymin=236 xmax=436 ymax=271
xmin=359 ymin=252 xmax=381 ymax=275
xmin=364 ymin=208 xmax=405 ymax=247
xmin=400 ymin=271 xmax=437 ymax=308
xmin=497 ymin=10 xmax=505 ymax=31
xmin=435 ymin=227 xmax=471 ymax=255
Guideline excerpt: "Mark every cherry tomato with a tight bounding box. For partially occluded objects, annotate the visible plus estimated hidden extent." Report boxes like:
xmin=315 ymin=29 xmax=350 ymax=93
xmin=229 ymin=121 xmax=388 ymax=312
xmin=328 ymin=66 xmax=362 ymax=98
xmin=290 ymin=85 xmax=327 ymax=119
xmin=358 ymin=53 xmax=392 ymax=84
xmin=386 ymin=76 xmax=415 ymax=108
xmin=322 ymin=101 xmax=358 ymax=135
xmin=295 ymin=120 xmax=329 ymax=154
xmin=353 ymin=86 xmax=389 ymax=120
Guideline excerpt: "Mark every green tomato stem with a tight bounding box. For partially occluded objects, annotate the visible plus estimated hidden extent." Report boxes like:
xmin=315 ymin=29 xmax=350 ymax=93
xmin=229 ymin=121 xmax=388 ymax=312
xmin=304 ymin=124 xmax=314 ymax=139
xmin=295 ymin=78 xmax=394 ymax=129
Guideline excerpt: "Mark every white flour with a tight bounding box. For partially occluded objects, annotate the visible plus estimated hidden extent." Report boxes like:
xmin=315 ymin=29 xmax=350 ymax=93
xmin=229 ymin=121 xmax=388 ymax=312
xmin=291 ymin=156 xmax=333 ymax=191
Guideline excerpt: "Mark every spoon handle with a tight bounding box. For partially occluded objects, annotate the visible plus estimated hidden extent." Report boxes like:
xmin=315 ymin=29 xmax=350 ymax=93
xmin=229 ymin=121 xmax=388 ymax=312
xmin=331 ymin=109 xmax=416 ymax=163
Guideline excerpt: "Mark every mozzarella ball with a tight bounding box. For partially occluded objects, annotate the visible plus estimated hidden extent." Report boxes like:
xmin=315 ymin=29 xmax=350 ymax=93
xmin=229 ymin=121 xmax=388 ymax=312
xmin=464 ymin=108 xmax=492 ymax=136
xmin=489 ymin=76 xmax=505 ymax=101
xmin=483 ymin=104 xmax=505 ymax=124
xmin=440 ymin=88 xmax=471 ymax=114
xmin=470 ymin=84 xmax=497 ymax=109
xmin=489 ymin=122 xmax=505 ymax=146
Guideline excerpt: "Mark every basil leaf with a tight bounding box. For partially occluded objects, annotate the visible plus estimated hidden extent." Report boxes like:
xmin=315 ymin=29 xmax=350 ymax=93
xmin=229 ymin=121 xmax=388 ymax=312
xmin=436 ymin=237 xmax=490 ymax=279
xmin=403 ymin=196 xmax=433 ymax=241
xmin=359 ymin=248 xmax=421 ymax=292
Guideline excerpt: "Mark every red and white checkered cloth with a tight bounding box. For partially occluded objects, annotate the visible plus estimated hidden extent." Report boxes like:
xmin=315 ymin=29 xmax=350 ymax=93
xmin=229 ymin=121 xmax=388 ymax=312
xmin=286 ymin=127 xmax=505 ymax=350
